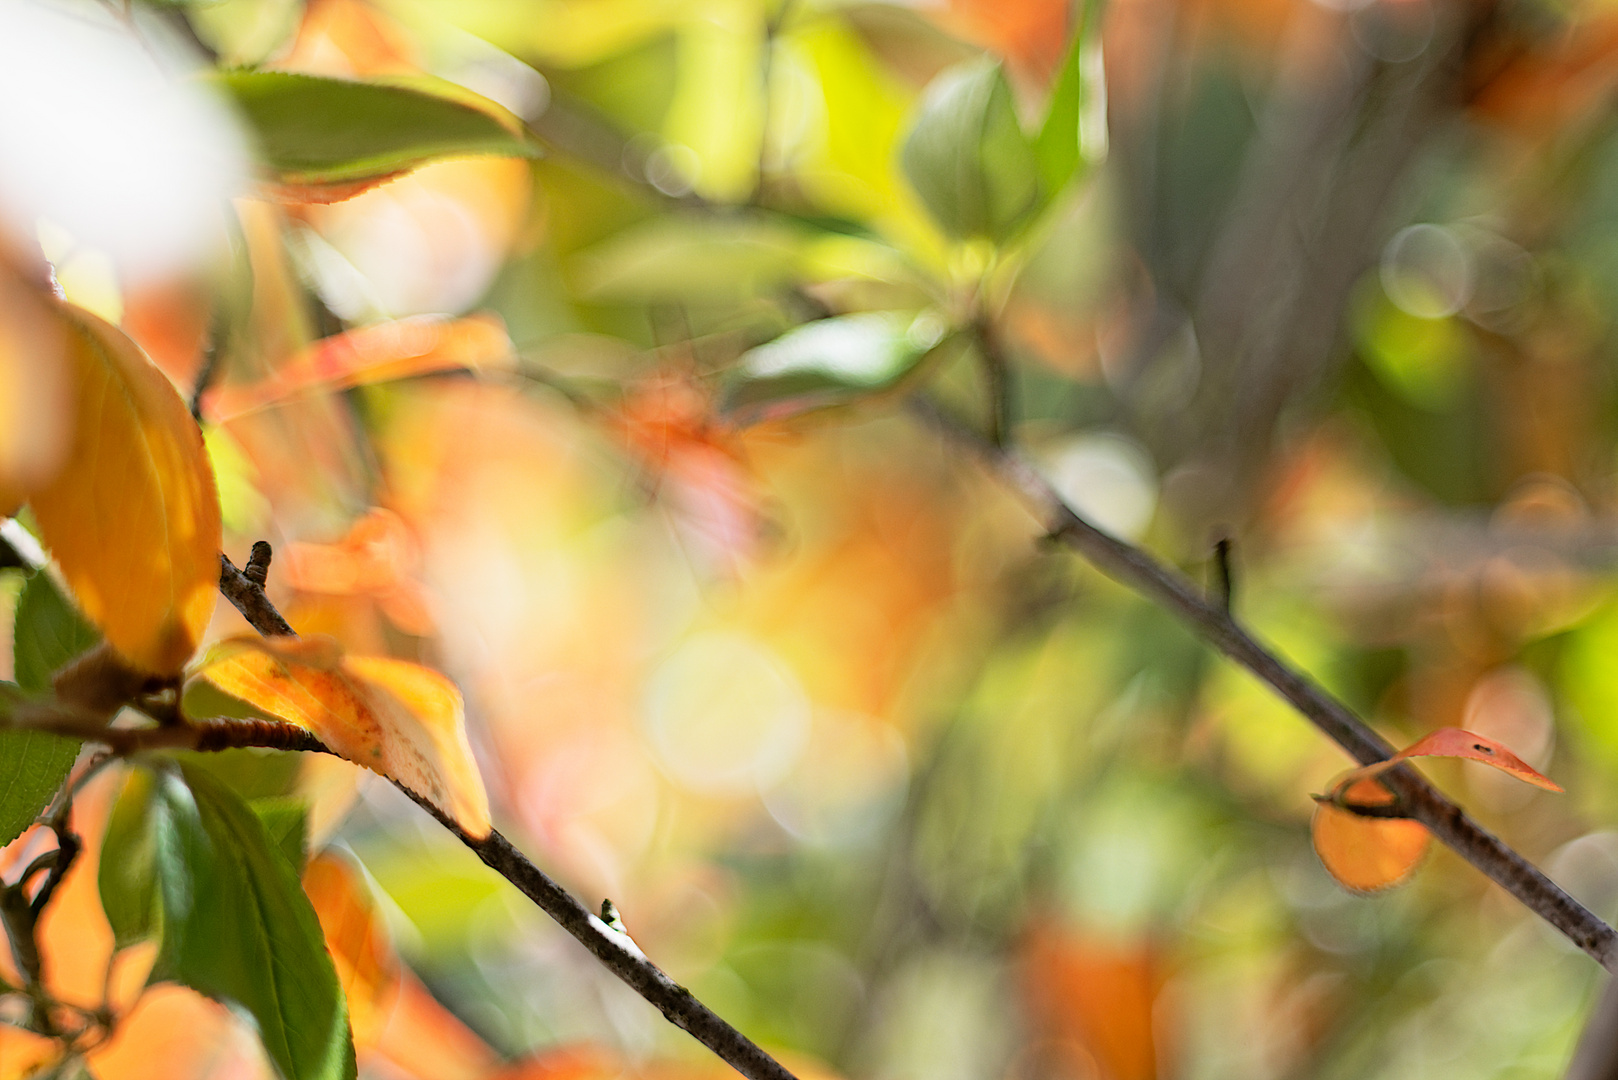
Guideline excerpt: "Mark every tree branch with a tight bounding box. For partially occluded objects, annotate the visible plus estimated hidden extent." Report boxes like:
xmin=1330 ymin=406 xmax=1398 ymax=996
xmin=909 ymin=395 xmax=1618 ymax=973
xmin=218 ymin=553 xmax=295 ymax=638
xmin=213 ymin=546 xmax=801 ymax=1080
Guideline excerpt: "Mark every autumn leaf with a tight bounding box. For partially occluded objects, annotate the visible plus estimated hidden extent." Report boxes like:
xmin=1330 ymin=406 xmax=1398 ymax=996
xmin=203 ymin=313 xmax=516 ymax=422
xmin=1379 ymin=727 xmax=1563 ymax=791
xmin=1331 ymin=726 xmax=1561 ymax=795
xmin=189 ymin=635 xmax=491 ymax=837
xmin=1311 ymin=728 xmax=1558 ymax=893
xmin=1311 ymin=775 xmax=1432 ymax=894
xmin=28 ymin=305 xmax=221 ymax=674
xmin=279 ymin=508 xmax=434 ymax=635
xmin=0 ymin=256 xmax=70 ymax=516
xmin=302 ymin=852 xmax=402 ymax=1049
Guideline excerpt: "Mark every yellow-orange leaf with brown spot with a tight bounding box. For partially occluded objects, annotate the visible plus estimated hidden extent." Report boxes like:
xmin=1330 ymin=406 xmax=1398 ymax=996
xmin=1311 ymin=775 xmax=1432 ymax=893
xmin=28 ymin=306 xmax=220 ymax=674
xmin=1382 ymin=727 xmax=1562 ymax=791
xmin=191 ymin=635 xmax=491 ymax=836
xmin=1331 ymin=727 xmax=1561 ymax=796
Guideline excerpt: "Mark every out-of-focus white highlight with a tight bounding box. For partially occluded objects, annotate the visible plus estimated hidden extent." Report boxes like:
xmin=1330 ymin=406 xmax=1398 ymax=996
xmin=1040 ymin=433 xmax=1159 ymax=541
xmin=763 ymin=711 xmax=908 ymax=847
xmin=0 ymin=3 xmax=247 ymax=280
xmin=642 ymin=632 xmax=810 ymax=794
xmin=1382 ymin=223 xmax=1473 ymax=319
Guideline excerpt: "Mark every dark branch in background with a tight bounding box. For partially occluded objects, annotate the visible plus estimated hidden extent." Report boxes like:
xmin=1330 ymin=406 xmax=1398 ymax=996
xmin=213 ymin=547 xmax=801 ymax=1080
xmin=188 ymin=290 xmax=229 ymax=422
xmin=1566 ymin=977 xmax=1618 ymax=1080
xmin=909 ymin=395 xmax=1618 ymax=973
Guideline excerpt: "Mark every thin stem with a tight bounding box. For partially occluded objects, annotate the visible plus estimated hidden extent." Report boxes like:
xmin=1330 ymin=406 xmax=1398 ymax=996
xmin=975 ymin=317 xmax=1011 ymax=449
xmin=211 ymin=547 xmax=801 ymax=1080
xmin=909 ymin=394 xmax=1618 ymax=972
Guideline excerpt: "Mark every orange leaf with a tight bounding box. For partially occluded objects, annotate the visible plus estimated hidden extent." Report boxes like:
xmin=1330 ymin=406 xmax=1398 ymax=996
xmin=190 ymin=635 xmax=491 ymax=836
xmin=1311 ymin=775 xmax=1431 ymax=894
xmin=1332 ymin=726 xmax=1563 ymax=797
xmin=370 ymin=971 xmax=498 ymax=1080
xmin=0 ymin=257 xmax=71 ymax=511
xmin=29 ymin=305 xmax=221 ymax=673
xmin=1388 ymin=727 xmax=1563 ymax=791
xmin=302 ymin=852 xmax=402 ymax=1049
xmin=86 ymin=984 xmax=272 ymax=1080
xmin=203 ymin=313 xmax=515 ymax=421
xmin=260 ymin=172 xmax=408 ymax=205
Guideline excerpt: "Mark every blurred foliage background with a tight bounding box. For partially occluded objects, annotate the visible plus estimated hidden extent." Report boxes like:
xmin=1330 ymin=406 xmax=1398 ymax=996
xmin=15 ymin=0 xmax=1618 ymax=1075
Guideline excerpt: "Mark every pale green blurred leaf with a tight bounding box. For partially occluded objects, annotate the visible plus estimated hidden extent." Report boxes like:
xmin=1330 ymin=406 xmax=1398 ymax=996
xmin=901 ymin=59 xmax=1040 ymax=244
xmin=722 ymin=311 xmax=947 ymax=423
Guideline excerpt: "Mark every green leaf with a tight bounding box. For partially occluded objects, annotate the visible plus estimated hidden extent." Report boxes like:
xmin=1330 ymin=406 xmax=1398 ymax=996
xmin=722 ymin=312 xmax=949 ymax=424
xmin=211 ymin=71 xmax=540 ymax=186
xmin=251 ymin=796 xmax=310 ymax=873
xmin=900 ymin=59 xmax=1041 ymax=244
xmin=99 ymin=769 xmax=163 ymax=950
xmin=137 ymin=763 xmax=355 ymax=1080
xmin=570 ymin=215 xmax=812 ymax=304
xmin=0 ymin=572 xmax=96 ymax=847
xmin=1034 ymin=0 xmax=1107 ymax=205
xmin=14 ymin=571 xmax=100 ymax=694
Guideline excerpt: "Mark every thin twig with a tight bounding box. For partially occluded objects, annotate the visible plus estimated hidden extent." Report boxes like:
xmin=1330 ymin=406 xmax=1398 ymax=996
xmin=1213 ymin=536 xmax=1235 ymax=613
xmin=975 ymin=317 xmax=1012 ymax=449
xmin=212 ymin=548 xmax=801 ymax=1080
xmin=398 ymin=786 xmax=801 ymax=1080
xmin=909 ymin=395 xmax=1618 ymax=972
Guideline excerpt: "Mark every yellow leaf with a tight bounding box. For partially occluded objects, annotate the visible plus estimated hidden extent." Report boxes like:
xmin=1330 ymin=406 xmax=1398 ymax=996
xmin=192 ymin=635 xmax=491 ymax=837
xmin=29 ymin=305 xmax=221 ymax=674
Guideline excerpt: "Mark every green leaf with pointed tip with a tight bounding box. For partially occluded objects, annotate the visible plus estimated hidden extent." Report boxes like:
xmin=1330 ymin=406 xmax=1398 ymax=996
xmin=212 ymin=71 xmax=540 ymax=186
xmin=139 ymin=764 xmax=354 ymax=1080
xmin=722 ymin=312 xmax=949 ymax=424
xmin=99 ymin=769 xmax=163 ymax=950
xmin=1034 ymin=0 xmax=1106 ymax=206
xmin=0 ymin=573 xmax=96 ymax=847
xmin=901 ymin=59 xmax=1041 ymax=244
xmin=251 ymin=796 xmax=310 ymax=872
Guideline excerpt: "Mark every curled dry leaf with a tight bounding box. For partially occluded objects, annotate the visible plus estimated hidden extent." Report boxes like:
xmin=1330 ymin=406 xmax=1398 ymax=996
xmin=29 ymin=306 xmax=221 ymax=674
xmin=203 ymin=313 xmax=515 ymax=421
xmin=1311 ymin=727 xmax=1559 ymax=893
xmin=190 ymin=635 xmax=491 ymax=837
xmin=1385 ymin=727 xmax=1563 ymax=791
xmin=1330 ymin=726 xmax=1562 ymax=796
xmin=1311 ymin=775 xmax=1432 ymax=893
